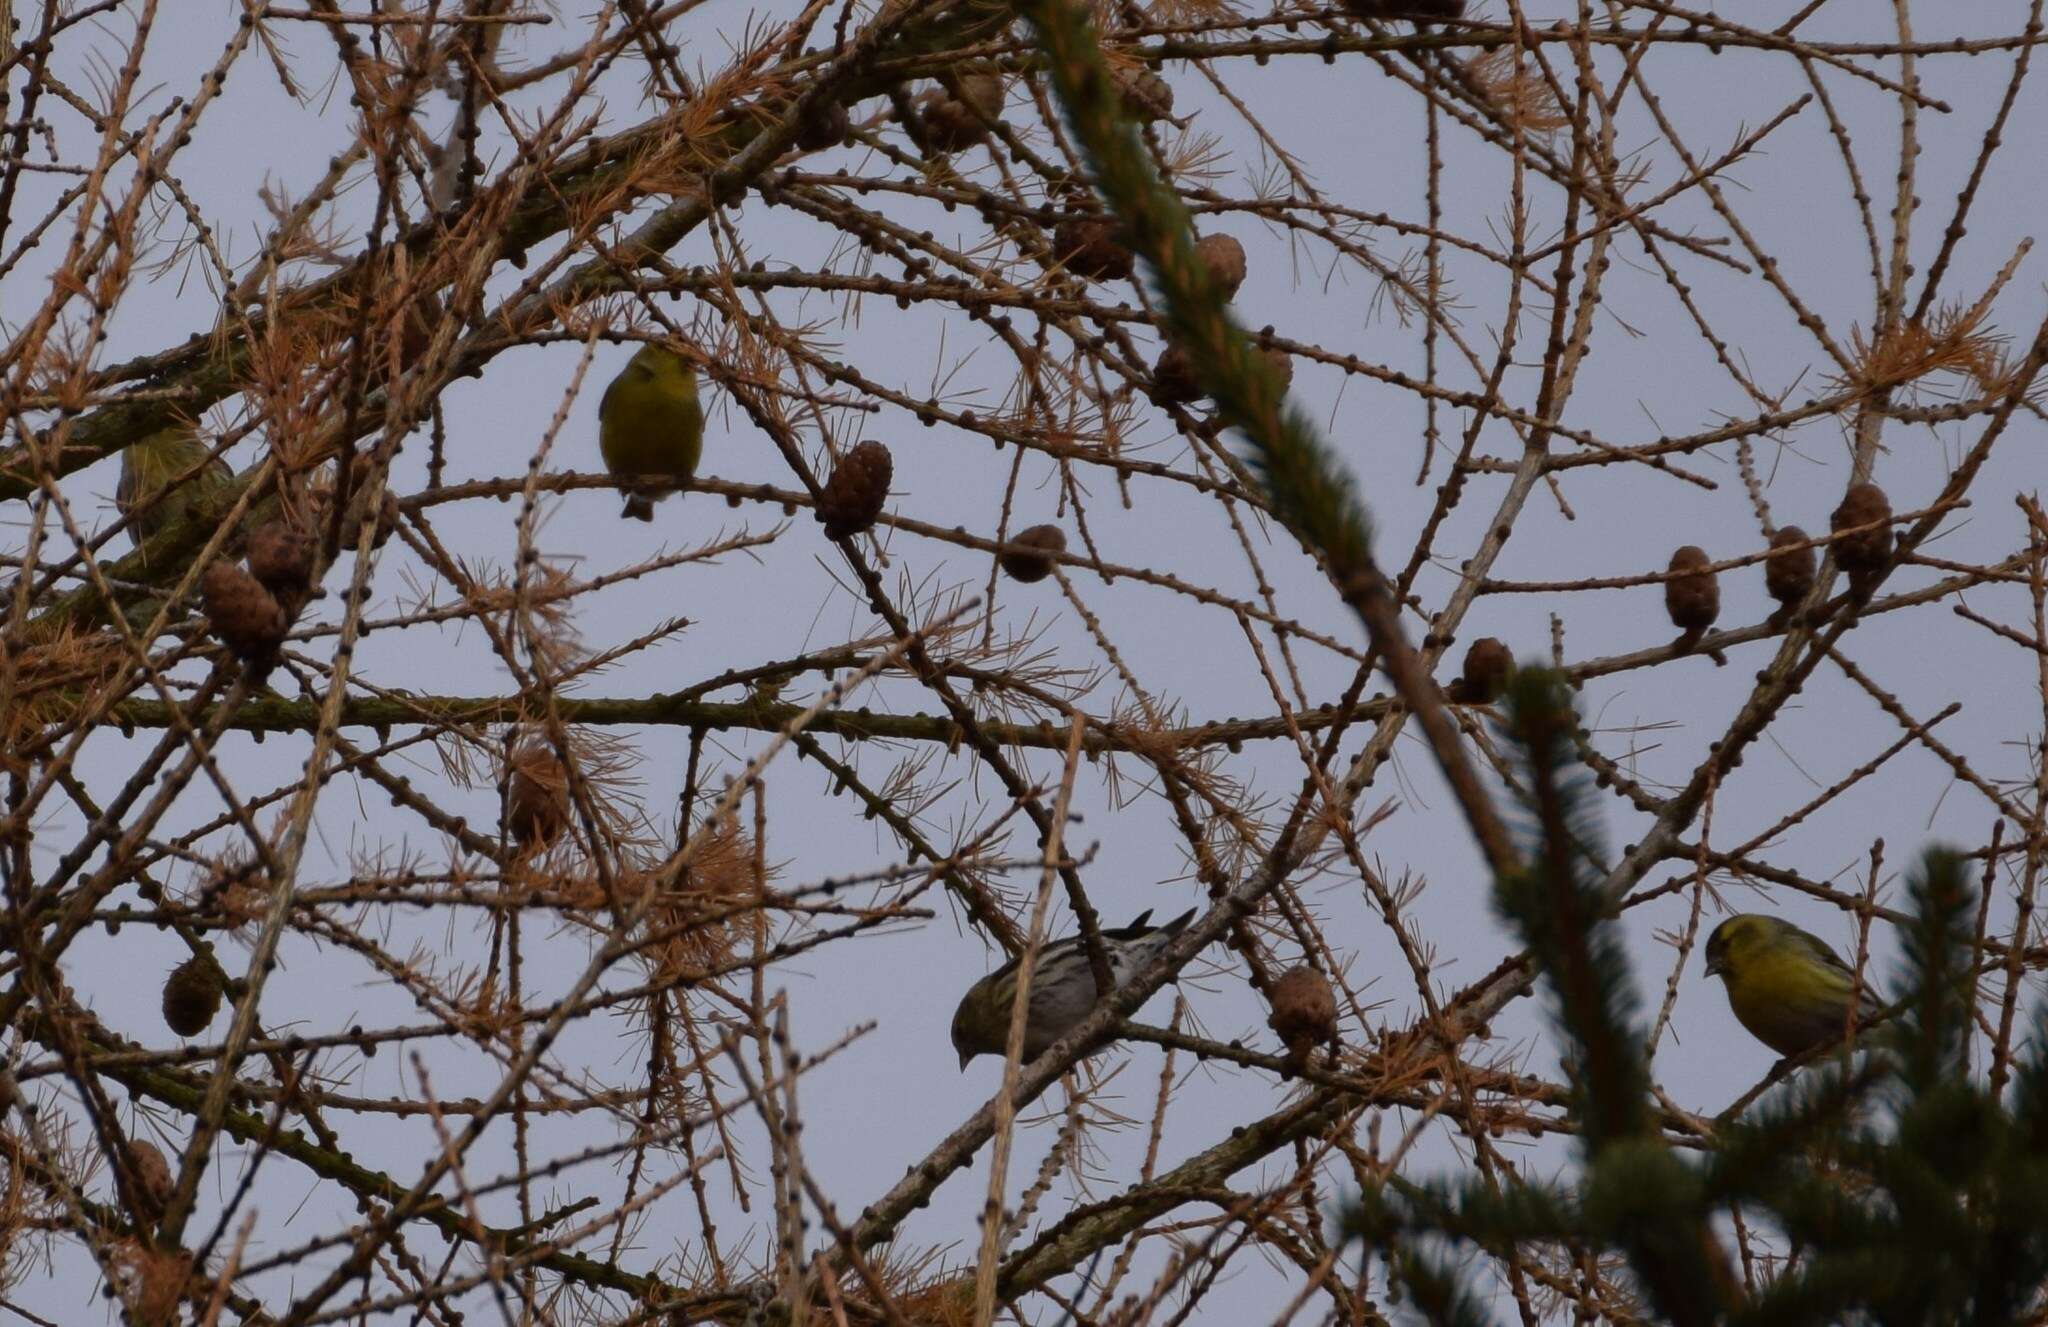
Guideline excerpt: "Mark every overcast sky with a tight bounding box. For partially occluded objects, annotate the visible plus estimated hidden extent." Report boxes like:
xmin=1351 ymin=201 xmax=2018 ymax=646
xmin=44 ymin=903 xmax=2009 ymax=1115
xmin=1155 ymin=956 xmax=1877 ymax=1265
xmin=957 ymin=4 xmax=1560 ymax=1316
xmin=7 ymin=0 xmax=2048 ymax=1321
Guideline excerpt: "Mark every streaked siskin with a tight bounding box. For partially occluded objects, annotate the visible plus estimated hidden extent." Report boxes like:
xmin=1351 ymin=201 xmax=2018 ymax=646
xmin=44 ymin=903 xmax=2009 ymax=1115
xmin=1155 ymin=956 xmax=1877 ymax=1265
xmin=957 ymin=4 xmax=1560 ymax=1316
xmin=951 ymin=907 xmax=1195 ymax=1069
xmin=117 ymin=425 xmax=232 ymax=553
xmin=1704 ymin=913 xmax=1882 ymax=1057
xmin=598 ymin=344 xmax=704 ymax=522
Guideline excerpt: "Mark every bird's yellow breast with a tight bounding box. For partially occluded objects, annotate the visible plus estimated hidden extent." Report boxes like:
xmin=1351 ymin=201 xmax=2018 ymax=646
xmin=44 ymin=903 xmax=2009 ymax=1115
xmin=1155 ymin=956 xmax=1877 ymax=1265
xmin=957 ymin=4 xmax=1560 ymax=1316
xmin=599 ymin=352 xmax=704 ymax=481
xmin=1726 ymin=946 xmax=1858 ymax=1056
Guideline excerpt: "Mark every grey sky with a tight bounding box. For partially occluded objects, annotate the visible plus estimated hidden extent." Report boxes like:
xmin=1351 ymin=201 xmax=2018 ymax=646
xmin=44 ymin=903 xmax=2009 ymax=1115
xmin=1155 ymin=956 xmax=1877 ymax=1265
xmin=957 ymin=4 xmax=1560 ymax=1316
xmin=6 ymin=0 xmax=2047 ymax=1321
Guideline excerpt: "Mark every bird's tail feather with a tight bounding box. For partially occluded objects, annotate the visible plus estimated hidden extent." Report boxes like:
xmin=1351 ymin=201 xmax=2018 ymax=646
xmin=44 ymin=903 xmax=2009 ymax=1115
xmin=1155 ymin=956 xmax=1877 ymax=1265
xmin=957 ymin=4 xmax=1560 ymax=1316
xmin=1108 ymin=906 xmax=1199 ymax=941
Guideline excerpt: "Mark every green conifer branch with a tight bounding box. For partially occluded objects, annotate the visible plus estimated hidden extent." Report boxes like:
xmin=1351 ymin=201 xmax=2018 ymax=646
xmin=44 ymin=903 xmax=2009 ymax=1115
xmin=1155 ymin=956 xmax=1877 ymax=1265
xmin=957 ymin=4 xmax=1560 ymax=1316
xmin=1009 ymin=0 xmax=1518 ymax=880
xmin=1895 ymin=847 xmax=1973 ymax=1093
xmin=1492 ymin=669 xmax=1650 ymax=1147
xmin=1702 ymin=1059 xmax=1879 ymax=1206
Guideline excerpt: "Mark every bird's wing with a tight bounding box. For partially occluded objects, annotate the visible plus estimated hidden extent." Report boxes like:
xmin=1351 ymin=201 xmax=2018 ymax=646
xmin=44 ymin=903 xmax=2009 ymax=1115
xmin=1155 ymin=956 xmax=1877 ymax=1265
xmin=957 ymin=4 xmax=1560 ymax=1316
xmin=999 ymin=906 xmax=1200 ymax=994
xmin=1102 ymin=906 xmax=1198 ymax=942
xmin=984 ymin=928 xmax=1088 ymax=990
xmin=981 ymin=944 xmax=1027 ymax=988
xmin=1787 ymin=926 xmax=1857 ymax=978
xmin=1789 ymin=926 xmax=1890 ymax=1019
xmin=1102 ymin=910 xmax=1154 ymax=941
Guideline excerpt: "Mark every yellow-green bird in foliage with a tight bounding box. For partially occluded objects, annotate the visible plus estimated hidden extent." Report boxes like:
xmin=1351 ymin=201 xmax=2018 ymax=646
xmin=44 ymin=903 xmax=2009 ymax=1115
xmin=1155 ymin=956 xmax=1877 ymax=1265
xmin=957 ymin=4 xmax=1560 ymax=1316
xmin=951 ymin=907 xmax=1196 ymax=1070
xmin=1704 ymin=914 xmax=1884 ymax=1058
xmin=117 ymin=425 xmax=232 ymax=552
xmin=598 ymin=344 xmax=703 ymax=521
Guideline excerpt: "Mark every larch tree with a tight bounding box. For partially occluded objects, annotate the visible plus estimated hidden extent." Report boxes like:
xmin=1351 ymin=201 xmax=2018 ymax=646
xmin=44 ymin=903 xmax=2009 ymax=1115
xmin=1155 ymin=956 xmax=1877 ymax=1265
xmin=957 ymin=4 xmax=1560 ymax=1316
xmin=2 ymin=0 xmax=2046 ymax=1324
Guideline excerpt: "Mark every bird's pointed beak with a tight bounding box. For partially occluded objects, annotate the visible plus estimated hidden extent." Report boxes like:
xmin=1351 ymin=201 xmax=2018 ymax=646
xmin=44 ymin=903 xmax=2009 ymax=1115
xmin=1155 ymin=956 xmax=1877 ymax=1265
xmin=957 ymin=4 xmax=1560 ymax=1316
xmin=1704 ymin=954 xmax=1726 ymax=979
xmin=958 ymin=1049 xmax=973 ymax=1072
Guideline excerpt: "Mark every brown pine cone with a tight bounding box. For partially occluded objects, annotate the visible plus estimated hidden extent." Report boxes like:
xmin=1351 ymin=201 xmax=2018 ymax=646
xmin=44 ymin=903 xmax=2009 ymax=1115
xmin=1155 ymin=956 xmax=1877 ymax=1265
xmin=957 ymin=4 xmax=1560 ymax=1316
xmin=817 ymin=441 xmax=893 ymax=538
xmin=1152 ymin=345 xmax=1201 ymax=405
xmin=1664 ymin=545 xmax=1719 ymax=633
xmin=1831 ymin=482 xmax=1893 ymax=577
xmin=1764 ymin=526 xmax=1816 ymax=608
xmin=918 ymin=72 xmax=1005 ymax=152
xmin=1153 ymin=343 xmax=1291 ymax=406
xmin=999 ymin=524 xmax=1067 ymax=583
xmin=1115 ymin=67 xmax=1174 ymax=122
xmin=341 ymin=487 xmax=401 ymax=551
xmin=1052 ymin=215 xmax=1133 ymax=282
xmin=1268 ymin=965 xmax=1339 ymax=1070
xmin=1454 ymin=636 xmax=1512 ymax=704
xmin=201 ymin=560 xmax=288 ymax=665
xmin=916 ymin=91 xmax=982 ymax=151
xmin=162 ymin=957 xmax=224 ymax=1037
xmin=796 ymin=99 xmax=851 ymax=151
xmin=505 ymin=744 xmax=570 ymax=849
xmin=246 ymin=519 xmax=315 ymax=601
xmin=126 ymin=1139 xmax=173 ymax=1220
xmin=1194 ymin=233 xmax=1248 ymax=301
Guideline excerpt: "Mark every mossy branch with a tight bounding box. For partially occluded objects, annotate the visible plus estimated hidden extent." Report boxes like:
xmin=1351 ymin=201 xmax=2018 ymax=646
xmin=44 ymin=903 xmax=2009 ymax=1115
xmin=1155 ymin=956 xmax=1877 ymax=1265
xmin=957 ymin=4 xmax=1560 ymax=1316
xmin=98 ymin=689 xmax=1383 ymax=751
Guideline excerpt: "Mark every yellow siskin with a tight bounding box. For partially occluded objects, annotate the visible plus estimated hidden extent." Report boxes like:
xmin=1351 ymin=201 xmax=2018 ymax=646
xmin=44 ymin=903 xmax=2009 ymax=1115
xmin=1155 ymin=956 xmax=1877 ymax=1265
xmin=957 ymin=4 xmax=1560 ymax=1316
xmin=598 ymin=344 xmax=704 ymax=522
xmin=117 ymin=425 xmax=232 ymax=552
xmin=951 ymin=907 xmax=1196 ymax=1070
xmin=1703 ymin=913 xmax=1883 ymax=1058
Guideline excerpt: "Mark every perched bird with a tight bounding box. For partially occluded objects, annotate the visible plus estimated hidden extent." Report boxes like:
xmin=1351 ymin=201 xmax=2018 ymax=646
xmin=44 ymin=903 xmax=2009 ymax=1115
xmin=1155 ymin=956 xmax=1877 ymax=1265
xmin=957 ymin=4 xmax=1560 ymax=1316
xmin=1704 ymin=914 xmax=1883 ymax=1058
xmin=598 ymin=344 xmax=704 ymax=521
xmin=117 ymin=425 xmax=231 ymax=551
xmin=952 ymin=907 xmax=1197 ymax=1069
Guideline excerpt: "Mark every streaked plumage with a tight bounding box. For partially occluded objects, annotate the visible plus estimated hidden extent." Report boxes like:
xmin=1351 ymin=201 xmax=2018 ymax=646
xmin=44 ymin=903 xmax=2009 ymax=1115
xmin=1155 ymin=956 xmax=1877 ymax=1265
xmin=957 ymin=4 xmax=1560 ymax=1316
xmin=117 ymin=425 xmax=231 ymax=552
xmin=951 ymin=907 xmax=1196 ymax=1069
xmin=1704 ymin=913 xmax=1883 ymax=1057
xmin=598 ymin=344 xmax=704 ymax=521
